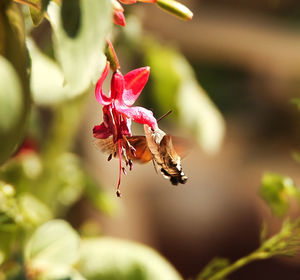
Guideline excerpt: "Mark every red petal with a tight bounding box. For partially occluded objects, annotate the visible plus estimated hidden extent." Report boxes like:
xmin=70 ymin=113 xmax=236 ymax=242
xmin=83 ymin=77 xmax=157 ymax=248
xmin=111 ymin=70 xmax=125 ymax=100
xmin=93 ymin=123 xmax=112 ymax=139
xmin=122 ymin=66 xmax=150 ymax=106
xmin=119 ymin=0 xmax=137 ymax=4
xmin=113 ymin=10 xmax=126 ymax=26
xmin=95 ymin=62 xmax=111 ymax=105
xmin=115 ymin=101 xmax=158 ymax=130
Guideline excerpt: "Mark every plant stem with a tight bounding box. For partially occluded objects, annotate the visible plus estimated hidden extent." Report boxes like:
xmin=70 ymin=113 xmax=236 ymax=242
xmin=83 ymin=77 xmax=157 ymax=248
xmin=13 ymin=0 xmax=50 ymax=21
xmin=208 ymin=251 xmax=269 ymax=280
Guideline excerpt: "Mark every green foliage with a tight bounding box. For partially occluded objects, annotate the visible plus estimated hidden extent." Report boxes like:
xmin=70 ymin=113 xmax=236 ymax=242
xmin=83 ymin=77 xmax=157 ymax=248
xmin=78 ymin=237 xmax=183 ymax=280
xmin=197 ymin=218 xmax=300 ymax=280
xmin=0 ymin=2 xmax=30 ymax=165
xmin=25 ymin=219 xmax=81 ymax=279
xmin=260 ymin=173 xmax=300 ymax=217
xmin=47 ymin=0 xmax=112 ymax=94
xmin=145 ymin=41 xmax=225 ymax=153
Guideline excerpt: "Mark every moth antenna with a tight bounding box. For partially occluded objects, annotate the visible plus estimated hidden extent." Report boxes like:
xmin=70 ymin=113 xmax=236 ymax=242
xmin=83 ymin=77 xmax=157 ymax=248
xmin=157 ymin=110 xmax=172 ymax=123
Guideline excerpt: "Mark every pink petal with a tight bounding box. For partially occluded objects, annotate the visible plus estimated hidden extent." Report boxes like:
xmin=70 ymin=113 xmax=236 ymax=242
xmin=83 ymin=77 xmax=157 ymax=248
xmin=119 ymin=0 xmax=137 ymax=4
xmin=113 ymin=10 xmax=126 ymax=26
xmin=115 ymin=101 xmax=158 ymax=130
xmin=138 ymin=0 xmax=156 ymax=2
xmin=95 ymin=62 xmax=111 ymax=105
xmin=122 ymin=66 xmax=150 ymax=106
xmin=111 ymin=70 xmax=125 ymax=100
xmin=93 ymin=123 xmax=112 ymax=139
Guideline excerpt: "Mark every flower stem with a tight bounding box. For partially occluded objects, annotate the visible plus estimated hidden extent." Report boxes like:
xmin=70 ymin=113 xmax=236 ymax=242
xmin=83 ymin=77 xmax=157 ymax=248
xmin=207 ymin=251 xmax=269 ymax=280
xmin=13 ymin=0 xmax=50 ymax=21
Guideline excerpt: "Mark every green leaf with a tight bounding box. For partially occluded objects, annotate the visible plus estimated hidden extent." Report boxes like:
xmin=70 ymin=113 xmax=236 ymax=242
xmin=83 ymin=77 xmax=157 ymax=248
xmin=18 ymin=193 xmax=52 ymax=226
xmin=260 ymin=173 xmax=299 ymax=217
xmin=61 ymin=0 xmax=81 ymax=38
xmin=0 ymin=2 xmax=30 ymax=165
xmin=47 ymin=0 xmax=112 ymax=93
xmin=27 ymin=38 xmax=83 ymax=105
xmin=25 ymin=219 xmax=80 ymax=279
xmin=78 ymin=237 xmax=183 ymax=280
xmin=0 ymin=56 xmax=25 ymax=165
xmin=145 ymin=42 xmax=225 ymax=153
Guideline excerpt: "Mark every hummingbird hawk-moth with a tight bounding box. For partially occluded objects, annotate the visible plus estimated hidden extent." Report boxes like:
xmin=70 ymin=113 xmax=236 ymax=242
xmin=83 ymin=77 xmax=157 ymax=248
xmin=95 ymin=124 xmax=188 ymax=185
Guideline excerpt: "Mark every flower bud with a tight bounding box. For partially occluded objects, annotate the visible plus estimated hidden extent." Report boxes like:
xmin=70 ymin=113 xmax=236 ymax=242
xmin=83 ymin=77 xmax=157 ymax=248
xmin=105 ymin=40 xmax=120 ymax=71
xmin=156 ymin=0 xmax=193 ymax=21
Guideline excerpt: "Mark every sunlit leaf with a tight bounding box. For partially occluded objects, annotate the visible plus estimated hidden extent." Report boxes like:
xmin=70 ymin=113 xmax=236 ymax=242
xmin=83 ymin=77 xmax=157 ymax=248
xmin=47 ymin=0 xmax=112 ymax=94
xmin=18 ymin=193 xmax=52 ymax=226
xmin=0 ymin=56 xmax=25 ymax=165
xmin=260 ymin=173 xmax=300 ymax=217
xmin=0 ymin=2 xmax=30 ymax=165
xmin=27 ymin=39 xmax=82 ymax=105
xmin=25 ymin=219 xmax=80 ymax=279
xmin=78 ymin=237 xmax=183 ymax=280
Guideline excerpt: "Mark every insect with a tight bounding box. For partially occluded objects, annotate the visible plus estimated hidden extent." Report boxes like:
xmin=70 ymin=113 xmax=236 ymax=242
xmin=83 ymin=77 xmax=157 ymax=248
xmin=95 ymin=124 xmax=188 ymax=185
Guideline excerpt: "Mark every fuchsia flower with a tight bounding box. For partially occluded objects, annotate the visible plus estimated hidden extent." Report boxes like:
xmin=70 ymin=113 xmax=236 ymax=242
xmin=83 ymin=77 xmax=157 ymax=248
xmin=112 ymin=0 xmax=156 ymax=26
xmin=93 ymin=61 xmax=157 ymax=196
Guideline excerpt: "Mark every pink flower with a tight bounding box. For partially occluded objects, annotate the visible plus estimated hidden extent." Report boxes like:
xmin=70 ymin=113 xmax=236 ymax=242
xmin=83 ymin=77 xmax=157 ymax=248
xmin=93 ymin=62 xmax=157 ymax=196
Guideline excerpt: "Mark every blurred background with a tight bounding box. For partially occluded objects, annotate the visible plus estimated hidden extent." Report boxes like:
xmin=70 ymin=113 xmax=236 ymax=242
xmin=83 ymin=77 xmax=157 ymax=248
xmin=74 ymin=1 xmax=300 ymax=279
xmin=2 ymin=0 xmax=300 ymax=279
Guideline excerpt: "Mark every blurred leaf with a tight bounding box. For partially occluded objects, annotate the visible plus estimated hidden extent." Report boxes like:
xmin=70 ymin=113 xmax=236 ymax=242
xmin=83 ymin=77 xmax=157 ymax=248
xmin=78 ymin=237 xmax=183 ymax=280
xmin=0 ymin=2 xmax=30 ymax=165
xmin=27 ymin=38 xmax=83 ymax=105
xmin=260 ymin=173 xmax=300 ymax=217
xmin=145 ymin=42 xmax=225 ymax=154
xmin=47 ymin=0 xmax=112 ymax=93
xmin=84 ymin=176 xmax=116 ymax=215
xmin=25 ymin=219 xmax=80 ymax=279
xmin=197 ymin=258 xmax=230 ymax=280
xmin=292 ymin=151 xmax=300 ymax=164
xmin=61 ymin=0 xmax=81 ymax=37
xmin=18 ymin=193 xmax=52 ymax=226
xmin=0 ymin=181 xmax=23 ymax=226
xmin=0 ymin=56 xmax=24 ymax=165
xmin=291 ymin=98 xmax=300 ymax=110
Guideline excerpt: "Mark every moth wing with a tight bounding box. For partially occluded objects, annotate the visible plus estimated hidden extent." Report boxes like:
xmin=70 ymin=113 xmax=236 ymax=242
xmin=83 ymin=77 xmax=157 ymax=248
xmin=127 ymin=136 xmax=153 ymax=163
xmin=94 ymin=137 xmax=117 ymax=155
xmin=171 ymin=136 xmax=191 ymax=159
